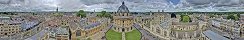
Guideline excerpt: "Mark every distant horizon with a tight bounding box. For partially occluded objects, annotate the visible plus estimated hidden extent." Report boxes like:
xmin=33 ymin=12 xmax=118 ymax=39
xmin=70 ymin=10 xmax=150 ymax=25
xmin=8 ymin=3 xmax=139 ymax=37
xmin=1 ymin=0 xmax=244 ymax=12
xmin=1 ymin=11 xmax=244 ymax=13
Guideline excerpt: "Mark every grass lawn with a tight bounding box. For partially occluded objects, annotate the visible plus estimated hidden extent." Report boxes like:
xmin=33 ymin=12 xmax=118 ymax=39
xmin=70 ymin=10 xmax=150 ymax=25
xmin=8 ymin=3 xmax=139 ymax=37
xmin=106 ymin=29 xmax=122 ymax=40
xmin=125 ymin=29 xmax=141 ymax=40
xmin=182 ymin=16 xmax=190 ymax=22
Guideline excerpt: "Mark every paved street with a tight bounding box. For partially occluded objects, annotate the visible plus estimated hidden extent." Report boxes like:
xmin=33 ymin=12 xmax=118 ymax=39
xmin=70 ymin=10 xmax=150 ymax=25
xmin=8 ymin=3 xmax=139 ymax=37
xmin=133 ymin=23 xmax=157 ymax=40
xmin=101 ymin=24 xmax=113 ymax=40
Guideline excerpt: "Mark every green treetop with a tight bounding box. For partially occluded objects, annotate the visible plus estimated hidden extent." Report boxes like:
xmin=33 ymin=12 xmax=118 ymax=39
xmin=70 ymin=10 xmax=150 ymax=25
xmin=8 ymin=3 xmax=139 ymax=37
xmin=180 ymin=14 xmax=190 ymax=23
xmin=53 ymin=13 xmax=63 ymax=17
xmin=227 ymin=14 xmax=239 ymax=21
xmin=182 ymin=16 xmax=190 ymax=22
xmin=97 ymin=11 xmax=112 ymax=18
xmin=76 ymin=10 xmax=86 ymax=18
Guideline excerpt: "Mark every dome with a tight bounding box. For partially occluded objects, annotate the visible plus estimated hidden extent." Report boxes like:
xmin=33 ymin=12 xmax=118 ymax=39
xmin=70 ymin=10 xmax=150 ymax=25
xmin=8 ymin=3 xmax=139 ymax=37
xmin=117 ymin=2 xmax=129 ymax=13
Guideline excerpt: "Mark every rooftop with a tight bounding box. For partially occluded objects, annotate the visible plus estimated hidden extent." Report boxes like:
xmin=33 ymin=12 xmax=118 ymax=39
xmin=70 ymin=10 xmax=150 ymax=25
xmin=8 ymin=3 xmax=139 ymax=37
xmin=203 ymin=30 xmax=229 ymax=40
xmin=21 ymin=20 xmax=39 ymax=31
xmin=160 ymin=21 xmax=170 ymax=29
xmin=172 ymin=22 xmax=198 ymax=25
xmin=56 ymin=27 xmax=69 ymax=34
xmin=117 ymin=2 xmax=129 ymax=13
xmin=0 ymin=16 xmax=10 ymax=19
xmin=84 ymin=22 xmax=101 ymax=30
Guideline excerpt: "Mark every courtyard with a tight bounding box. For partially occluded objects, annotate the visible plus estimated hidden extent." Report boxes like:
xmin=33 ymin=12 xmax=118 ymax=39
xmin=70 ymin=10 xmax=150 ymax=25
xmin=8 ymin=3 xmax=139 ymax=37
xmin=106 ymin=29 xmax=122 ymax=40
xmin=125 ymin=29 xmax=141 ymax=40
xmin=106 ymin=28 xmax=141 ymax=40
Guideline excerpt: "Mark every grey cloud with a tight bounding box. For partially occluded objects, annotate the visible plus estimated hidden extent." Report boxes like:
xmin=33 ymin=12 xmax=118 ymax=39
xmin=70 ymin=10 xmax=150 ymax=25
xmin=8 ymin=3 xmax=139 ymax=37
xmin=0 ymin=0 xmax=244 ymax=12
xmin=0 ymin=0 xmax=11 ymax=4
xmin=186 ymin=0 xmax=212 ymax=5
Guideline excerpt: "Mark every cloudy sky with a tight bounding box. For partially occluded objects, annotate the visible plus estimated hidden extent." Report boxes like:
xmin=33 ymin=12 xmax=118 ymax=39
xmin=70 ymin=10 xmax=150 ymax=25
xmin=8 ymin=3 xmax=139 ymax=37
xmin=0 ymin=0 xmax=244 ymax=12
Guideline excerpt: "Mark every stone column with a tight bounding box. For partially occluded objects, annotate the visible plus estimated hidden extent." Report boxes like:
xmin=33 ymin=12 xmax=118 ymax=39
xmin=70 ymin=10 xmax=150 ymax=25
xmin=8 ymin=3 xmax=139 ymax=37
xmin=194 ymin=31 xmax=196 ymax=38
xmin=185 ymin=32 xmax=188 ymax=39
xmin=166 ymin=30 xmax=169 ymax=37
xmin=129 ymin=27 xmax=131 ymax=32
xmin=119 ymin=27 xmax=123 ymax=32
xmin=125 ymin=27 xmax=128 ymax=32
xmin=176 ymin=32 xmax=178 ymax=38
xmin=154 ymin=26 xmax=156 ymax=33
xmin=161 ymin=30 xmax=164 ymax=36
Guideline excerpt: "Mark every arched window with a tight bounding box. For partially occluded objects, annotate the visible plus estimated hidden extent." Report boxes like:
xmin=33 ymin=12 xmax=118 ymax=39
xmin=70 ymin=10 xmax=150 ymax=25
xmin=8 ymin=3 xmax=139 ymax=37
xmin=122 ymin=28 xmax=125 ymax=32
xmin=76 ymin=30 xmax=81 ymax=36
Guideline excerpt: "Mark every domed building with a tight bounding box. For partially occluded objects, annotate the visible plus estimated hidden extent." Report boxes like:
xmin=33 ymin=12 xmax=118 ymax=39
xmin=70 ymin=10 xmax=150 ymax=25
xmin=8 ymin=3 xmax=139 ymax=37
xmin=117 ymin=2 xmax=129 ymax=13
xmin=112 ymin=2 xmax=134 ymax=32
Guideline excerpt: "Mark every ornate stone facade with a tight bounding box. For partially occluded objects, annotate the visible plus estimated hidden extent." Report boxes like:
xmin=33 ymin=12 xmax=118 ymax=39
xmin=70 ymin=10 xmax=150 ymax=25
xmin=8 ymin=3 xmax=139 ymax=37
xmin=112 ymin=2 xmax=134 ymax=32
xmin=0 ymin=16 xmax=21 ymax=36
xmin=0 ymin=21 xmax=21 ymax=36
xmin=138 ymin=13 xmax=208 ymax=40
xmin=69 ymin=16 xmax=110 ymax=40
xmin=240 ymin=14 xmax=244 ymax=38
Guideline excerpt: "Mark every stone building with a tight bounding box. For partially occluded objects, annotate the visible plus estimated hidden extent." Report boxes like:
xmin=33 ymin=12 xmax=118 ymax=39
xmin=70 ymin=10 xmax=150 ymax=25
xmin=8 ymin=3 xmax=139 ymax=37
xmin=25 ymin=29 xmax=49 ymax=40
xmin=112 ymin=2 xmax=134 ymax=32
xmin=0 ymin=16 xmax=21 ymax=36
xmin=211 ymin=18 xmax=239 ymax=39
xmin=239 ymin=14 xmax=244 ymax=38
xmin=138 ymin=13 xmax=208 ymax=40
xmin=170 ymin=22 xmax=207 ymax=40
xmin=0 ymin=15 xmax=43 ymax=40
xmin=55 ymin=27 xmax=69 ymax=40
xmin=69 ymin=16 xmax=110 ymax=40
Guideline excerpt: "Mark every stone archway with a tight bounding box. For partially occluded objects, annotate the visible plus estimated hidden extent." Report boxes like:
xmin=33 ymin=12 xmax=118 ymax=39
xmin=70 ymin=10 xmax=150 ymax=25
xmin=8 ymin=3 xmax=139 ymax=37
xmin=171 ymin=13 xmax=176 ymax=18
xmin=122 ymin=28 xmax=125 ymax=32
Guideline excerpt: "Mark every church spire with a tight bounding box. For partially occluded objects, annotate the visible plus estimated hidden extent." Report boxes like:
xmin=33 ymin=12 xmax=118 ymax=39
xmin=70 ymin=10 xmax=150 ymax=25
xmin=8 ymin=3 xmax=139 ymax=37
xmin=56 ymin=7 xmax=59 ymax=12
xmin=122 ymin=1 xmax=124 ymax=5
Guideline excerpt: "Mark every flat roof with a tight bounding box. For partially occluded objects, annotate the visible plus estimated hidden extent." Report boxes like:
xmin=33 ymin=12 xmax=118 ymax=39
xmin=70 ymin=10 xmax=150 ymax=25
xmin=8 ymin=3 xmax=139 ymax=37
xmin=0 ymin=16 xmax=10 ymax=18
xmin=84 ymin=22 xmax=101 ymax=29
xmin=21 ymin=21 xmax=39 ymax=31
xmin=203 ymin=30 xmax=229 ymax=40
xmin=56 ymin=27 xmax=69 ymax=34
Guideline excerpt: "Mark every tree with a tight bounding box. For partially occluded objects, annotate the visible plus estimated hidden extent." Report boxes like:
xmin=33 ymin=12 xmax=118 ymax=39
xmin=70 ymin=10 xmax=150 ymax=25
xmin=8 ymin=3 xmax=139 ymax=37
xmin=97 ymin=11 xmax=105 ymax=17
xmin=227 ymin=14 xmax=239 ymax=21
xmin=180 ymin=14 xmax=190 ymax=23
xmin=182 ymin=16 xmax=190 ymax=22
xmin=237 ymin=13 xmax=240 ymax=18
xmin=234 ymin=14 xmax=239 ymax=20
xmin=32 ymin=13 xmax=37 ymax=15
xmin=97 ymin=11 xmax=112 ymax=18
xmin=53 ymin=13 xmax=63 ymax=17
xmin=76 ymin=10 xmax=86 ymax=18
xmin=209 ymin=14 xmax=216 ymax=18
